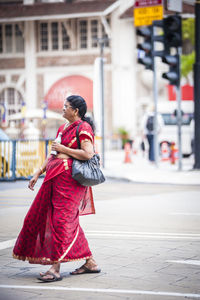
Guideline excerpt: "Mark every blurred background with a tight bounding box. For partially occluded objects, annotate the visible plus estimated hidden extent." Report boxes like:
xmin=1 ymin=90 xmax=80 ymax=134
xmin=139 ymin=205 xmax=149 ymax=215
xmin=0 ymin=0 xmax=196 ymax=179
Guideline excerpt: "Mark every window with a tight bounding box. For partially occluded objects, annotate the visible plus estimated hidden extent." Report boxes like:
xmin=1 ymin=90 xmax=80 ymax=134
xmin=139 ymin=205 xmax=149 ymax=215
xmin=78 ymin=19 xmax=110 ymax=49
xmin=39 ymin=21 xmax=71 ymax=51
xmin=0 ymin=88 xmax=23 ymax=122
xmin=79 ymin=20 xmax=88 ymax=49
xmin=51 ymin=22 xmax=58 ymax=50
xmin=40 ymin=23 xmax=48 ymax=51
xmin=15 ymin=24 xmax=24 ymax=53
xmin=0 ymin=23 xmax=24 ymax=54
xmin=91 ymin=20 xmax=98 ymax=48
xmin=62 ymin=24 xmax=71 ymax=49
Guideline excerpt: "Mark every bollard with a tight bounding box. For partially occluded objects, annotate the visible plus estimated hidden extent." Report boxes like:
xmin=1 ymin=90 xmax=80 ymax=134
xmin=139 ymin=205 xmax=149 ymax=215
xmin=161 ymin=142 xmax=170 ymax=161
xmin=170 ymin=142 xmax=178 ymax=164
xmin=124 ymin=142 xmax=132 ymax=163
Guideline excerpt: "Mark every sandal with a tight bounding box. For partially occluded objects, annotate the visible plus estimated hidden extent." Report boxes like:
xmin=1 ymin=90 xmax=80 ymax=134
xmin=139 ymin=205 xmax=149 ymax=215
xmin=37 ymin=271 xmax=63 ymax=282
xmin=39 ymin=271 xmax=52 ymax=277
xmin=70 ymin=264 xmax=101 ymax=275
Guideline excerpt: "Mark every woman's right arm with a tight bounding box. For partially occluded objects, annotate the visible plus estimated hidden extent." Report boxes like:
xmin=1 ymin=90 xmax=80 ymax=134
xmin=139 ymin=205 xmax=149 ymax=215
xmin=28 ymin=155 xmax=50 ymax=191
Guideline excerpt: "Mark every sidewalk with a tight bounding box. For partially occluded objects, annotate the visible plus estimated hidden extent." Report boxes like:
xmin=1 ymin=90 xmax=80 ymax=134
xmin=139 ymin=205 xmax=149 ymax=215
xmin=103 ymin=150 xmax=200 ymax=185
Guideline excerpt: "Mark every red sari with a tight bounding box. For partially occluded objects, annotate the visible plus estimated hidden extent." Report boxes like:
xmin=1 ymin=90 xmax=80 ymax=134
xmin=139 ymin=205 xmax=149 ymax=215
xmin=13 ymin=120 xmax=95 ymax=265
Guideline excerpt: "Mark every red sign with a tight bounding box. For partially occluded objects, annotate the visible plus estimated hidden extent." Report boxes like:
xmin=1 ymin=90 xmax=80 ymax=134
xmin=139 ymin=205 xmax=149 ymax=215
xmin=45 ymin=75 xmax=93 ymax=111
xmin=135 ymin=0 xmax=162 ymax=7
xmin=168 ymin=85 xmax=194 ymax=101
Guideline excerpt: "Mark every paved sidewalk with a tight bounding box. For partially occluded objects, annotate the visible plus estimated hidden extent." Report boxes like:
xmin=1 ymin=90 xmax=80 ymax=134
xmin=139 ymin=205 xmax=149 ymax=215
xmin=103 ymin=150 xmax=200 ymax=185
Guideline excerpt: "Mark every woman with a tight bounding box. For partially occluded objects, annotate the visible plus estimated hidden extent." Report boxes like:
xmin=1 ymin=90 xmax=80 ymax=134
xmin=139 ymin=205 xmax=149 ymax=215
xmin=13 ymin=95 xmax=101 ymax=282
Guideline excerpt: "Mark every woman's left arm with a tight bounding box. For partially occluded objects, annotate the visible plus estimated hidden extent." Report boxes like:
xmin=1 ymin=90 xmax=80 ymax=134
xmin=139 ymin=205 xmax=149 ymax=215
xmin=51 ymin=140 xmax=94 ymax=160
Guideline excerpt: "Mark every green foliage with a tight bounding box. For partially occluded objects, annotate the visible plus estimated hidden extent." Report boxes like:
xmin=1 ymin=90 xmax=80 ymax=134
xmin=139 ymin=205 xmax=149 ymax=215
xmin=182 ymin=18 xmax=195 ymax=46
xmin=181 ymin=51 xmax=195 ymax=79
xmin=117 ymin=127 xmax=129 ymax=136
xmin=181 ymin=18 xmax=195 ymax=79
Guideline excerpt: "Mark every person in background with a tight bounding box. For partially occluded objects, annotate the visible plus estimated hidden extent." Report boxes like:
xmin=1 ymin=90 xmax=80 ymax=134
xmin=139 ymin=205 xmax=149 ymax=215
xmin=141 ymin=105 xmax=164 ymax=162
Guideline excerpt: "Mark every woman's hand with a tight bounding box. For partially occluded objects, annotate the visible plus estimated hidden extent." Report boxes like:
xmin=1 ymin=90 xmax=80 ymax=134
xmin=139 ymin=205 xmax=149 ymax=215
xmin=28 ymin=173 xmax=39 ymax=191
xmin=51 ymin=142 xmax=66 ymax=154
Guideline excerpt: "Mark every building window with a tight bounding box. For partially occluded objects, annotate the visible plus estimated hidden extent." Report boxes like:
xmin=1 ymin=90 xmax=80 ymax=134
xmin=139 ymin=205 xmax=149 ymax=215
xmin=0 ymin=88 xmax=23 ymax=122
xmin=51 ymin=22 xmax=59 ymax=50
xmin=79 ymin=20 xmax=88 ymax=49
xmin=0 ymin=23 xmax=24 ymax=54
xmin=91 ymin=20 xmax=98 ymax=48
xmin=40 ymin=23 xmax=48 ymax=50
xmin=39 ymin=21 xmax=71 ymax=51
xmin=15 ymin=24 xmax=24 ymax=53
xmin=62 ymin=24 xmax=71 ymax=49
xmin=78 ymin=18 xmax=110 ymax=49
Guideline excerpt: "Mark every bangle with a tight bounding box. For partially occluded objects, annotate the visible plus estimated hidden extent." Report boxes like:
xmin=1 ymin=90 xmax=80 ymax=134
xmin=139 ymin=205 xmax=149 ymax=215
xmin=40 ymin=167 xmax=44 ymax=174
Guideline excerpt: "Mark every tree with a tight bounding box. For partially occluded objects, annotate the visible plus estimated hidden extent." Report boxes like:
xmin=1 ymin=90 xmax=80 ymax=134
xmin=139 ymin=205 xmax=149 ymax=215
xmin=181 ymin=18 xmax=195 ymax=81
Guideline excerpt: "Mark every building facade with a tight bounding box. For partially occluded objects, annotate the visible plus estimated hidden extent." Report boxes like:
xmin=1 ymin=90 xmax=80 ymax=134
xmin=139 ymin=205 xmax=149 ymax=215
xmin=0 ymin=0 xmax=195 ymax=146
xmin=0 ymin=0 xmax=138 ymax=144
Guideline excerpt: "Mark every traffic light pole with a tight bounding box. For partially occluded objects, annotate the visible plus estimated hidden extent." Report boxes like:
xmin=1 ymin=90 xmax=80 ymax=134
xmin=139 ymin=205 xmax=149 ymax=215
xmin=153 ymin=55 xmax=159 ymax=168
xmin=99 ymin=38 xmax=105 ymax=168
xmin=193 ymin=0 xmax=200 ymax=169
xmin=176 ymin=48 xmax=182 ymax=171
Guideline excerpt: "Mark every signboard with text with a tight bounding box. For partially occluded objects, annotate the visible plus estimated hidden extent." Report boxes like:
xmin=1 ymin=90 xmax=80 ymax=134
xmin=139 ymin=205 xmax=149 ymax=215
xmin=134 ymin=0 xmax=163 ymax=27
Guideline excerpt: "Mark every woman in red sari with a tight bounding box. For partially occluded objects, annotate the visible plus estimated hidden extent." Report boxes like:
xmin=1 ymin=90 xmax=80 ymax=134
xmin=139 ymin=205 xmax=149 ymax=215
xmin=13 ymin=95 xmax=101 ymax=282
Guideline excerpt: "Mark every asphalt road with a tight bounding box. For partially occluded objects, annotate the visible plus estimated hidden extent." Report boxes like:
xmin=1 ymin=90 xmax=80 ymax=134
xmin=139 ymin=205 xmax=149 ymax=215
xmin=0 ymin=179 xmax=200 ymax=300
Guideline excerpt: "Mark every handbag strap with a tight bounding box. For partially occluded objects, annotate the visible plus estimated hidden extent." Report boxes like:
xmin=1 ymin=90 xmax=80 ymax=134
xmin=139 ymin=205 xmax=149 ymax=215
xmin=76 ymin=122 xmax=82 ymax=149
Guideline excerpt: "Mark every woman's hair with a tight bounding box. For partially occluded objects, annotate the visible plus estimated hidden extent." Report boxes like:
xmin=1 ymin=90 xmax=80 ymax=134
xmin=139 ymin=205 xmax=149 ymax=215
xmin=66 ymin=95 xmax=95 ymax=133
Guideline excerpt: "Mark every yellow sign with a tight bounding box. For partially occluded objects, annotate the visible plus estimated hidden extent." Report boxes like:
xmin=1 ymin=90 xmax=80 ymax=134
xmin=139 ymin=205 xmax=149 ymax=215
xmin=134 ymin=5 xmax=163 ymax=27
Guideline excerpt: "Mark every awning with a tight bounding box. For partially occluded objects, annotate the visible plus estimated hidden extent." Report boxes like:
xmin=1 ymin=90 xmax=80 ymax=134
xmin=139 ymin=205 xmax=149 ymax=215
xmin=0 ymin=1 xmax=119 ymax=22
xmin=45 ymin=75 xmax=93 ymax=111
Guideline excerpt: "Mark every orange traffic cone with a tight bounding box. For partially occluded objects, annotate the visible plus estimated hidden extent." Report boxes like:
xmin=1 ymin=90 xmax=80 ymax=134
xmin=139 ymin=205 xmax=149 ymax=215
xmin=170 ymin=142 xmax=179 ymax=164
xmin=161 ymin=142 xmax=170 ymax=161
xmin=124 ymin=142 xmax=132 ymax=163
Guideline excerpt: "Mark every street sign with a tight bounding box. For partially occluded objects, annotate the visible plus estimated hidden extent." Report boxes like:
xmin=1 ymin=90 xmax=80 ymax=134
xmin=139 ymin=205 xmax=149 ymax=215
xmin=135 ymin=0 xmax=162 ymax=7
xmin=134 ymin=0 xmax=163 ymax=27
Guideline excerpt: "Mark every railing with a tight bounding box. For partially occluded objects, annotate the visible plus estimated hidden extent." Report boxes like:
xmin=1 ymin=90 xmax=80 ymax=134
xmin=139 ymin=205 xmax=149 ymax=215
xmin=0 ymin=140 xmax=53 ymax=181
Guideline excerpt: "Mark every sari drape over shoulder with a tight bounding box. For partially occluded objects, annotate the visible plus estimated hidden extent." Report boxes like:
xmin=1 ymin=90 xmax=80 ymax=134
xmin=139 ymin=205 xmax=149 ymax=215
xmin=13 ymin=120 xmax=95 ymax=265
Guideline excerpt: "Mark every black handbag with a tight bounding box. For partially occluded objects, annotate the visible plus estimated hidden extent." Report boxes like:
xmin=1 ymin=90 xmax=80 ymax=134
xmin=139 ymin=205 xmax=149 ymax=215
xmin=72 ymin=123 xmax=106 ymax=186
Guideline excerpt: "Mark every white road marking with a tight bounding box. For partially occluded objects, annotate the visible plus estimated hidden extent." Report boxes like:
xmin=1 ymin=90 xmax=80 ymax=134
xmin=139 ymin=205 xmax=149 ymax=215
xmin=85 ymin=230 xmax=200 ymax=240
xmin=170 ymin=213 xmax=200 ymax=216
xmin=0 ymin=285 xmax=200 ymax=298
xmin=0 ymin=239 xmax=16 ymax=250
xmin=1 ymin=230 xmax=200 ymax=251
xmin=167 ymin=260 xmax=200 ymax=266
xmin=86 ymin=230 xmax=200 ymax=236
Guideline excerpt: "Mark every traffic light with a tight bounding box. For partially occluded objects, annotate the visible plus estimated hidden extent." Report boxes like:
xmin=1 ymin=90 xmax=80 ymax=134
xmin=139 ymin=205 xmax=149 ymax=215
xmin=163 ymin=15 xmax=182 ymax=48
xmin=161 ymin=15 xmax=182 ymax=86
xmin=162 ymin=54 xmax=180 ymax=86
xmin=136 ymin=26 xmax=154 ymax=71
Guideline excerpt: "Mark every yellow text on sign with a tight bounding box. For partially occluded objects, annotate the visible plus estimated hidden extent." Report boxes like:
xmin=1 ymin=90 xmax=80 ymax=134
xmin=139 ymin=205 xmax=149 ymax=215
xmin=134 ymin=5 xmax=163 ymax=27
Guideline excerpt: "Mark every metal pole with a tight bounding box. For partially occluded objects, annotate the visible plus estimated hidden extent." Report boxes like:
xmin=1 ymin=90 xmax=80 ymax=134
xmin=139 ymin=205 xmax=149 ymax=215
xmin=194 ymin=0 xmax=200 ymax=169
xmin=99 ymin=39 xmax=105 ymax=168
xmin=153 ymin=26 xmax=159 ymax=167
xmin=176 ymin=49 xmax=182 ymax=171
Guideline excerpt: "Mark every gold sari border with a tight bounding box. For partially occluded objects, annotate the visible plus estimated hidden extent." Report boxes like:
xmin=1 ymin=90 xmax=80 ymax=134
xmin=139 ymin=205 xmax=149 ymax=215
xmin=79 ymin=130 xmax=93 ymax=142
xmin=13 ymin=252 xmax=92 ymax=265
xmin=68 ymin=137 xmax=76 ymax=148
xmin=58 ymin=227 xmax=79 ymax=261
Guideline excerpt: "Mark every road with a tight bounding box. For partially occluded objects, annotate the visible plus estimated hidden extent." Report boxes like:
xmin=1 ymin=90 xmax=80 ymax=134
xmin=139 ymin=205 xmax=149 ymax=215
xmin=0 ymin=179 xmax=200 ymax=300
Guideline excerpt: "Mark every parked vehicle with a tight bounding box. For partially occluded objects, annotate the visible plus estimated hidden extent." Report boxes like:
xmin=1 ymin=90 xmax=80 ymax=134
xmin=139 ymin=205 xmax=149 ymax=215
xmin=158 ymin=101 xmax=194 ymax=157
